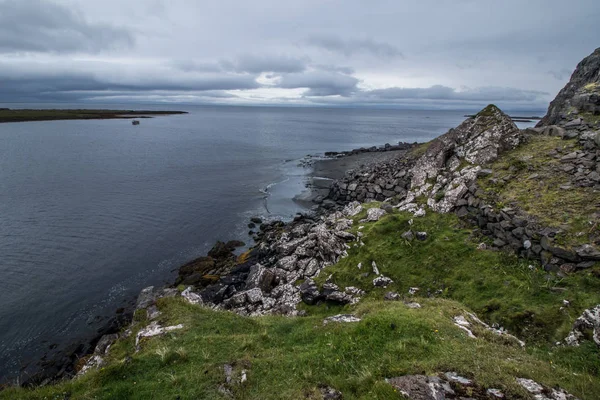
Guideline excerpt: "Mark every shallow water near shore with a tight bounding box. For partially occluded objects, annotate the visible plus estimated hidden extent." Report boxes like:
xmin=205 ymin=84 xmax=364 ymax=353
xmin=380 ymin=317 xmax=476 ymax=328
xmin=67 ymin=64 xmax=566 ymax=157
xmin=0 ymin=104 xmax=539 ymax=381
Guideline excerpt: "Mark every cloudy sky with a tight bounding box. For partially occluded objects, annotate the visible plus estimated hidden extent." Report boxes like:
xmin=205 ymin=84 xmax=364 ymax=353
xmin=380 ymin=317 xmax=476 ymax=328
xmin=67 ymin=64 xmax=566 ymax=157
xmin=1 ymin=0 xmax=598 ymax=110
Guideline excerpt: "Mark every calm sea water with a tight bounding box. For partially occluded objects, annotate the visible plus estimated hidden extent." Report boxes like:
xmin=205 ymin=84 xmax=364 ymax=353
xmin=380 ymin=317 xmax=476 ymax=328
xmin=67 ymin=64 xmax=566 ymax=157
xmin=0 ymin=104 xmax=539 ymax=380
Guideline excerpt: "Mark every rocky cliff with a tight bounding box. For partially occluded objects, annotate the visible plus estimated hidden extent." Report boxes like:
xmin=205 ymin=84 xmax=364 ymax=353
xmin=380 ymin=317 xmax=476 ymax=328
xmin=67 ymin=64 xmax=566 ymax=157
xmin=538 ymin=47 xmax=600 ymax=127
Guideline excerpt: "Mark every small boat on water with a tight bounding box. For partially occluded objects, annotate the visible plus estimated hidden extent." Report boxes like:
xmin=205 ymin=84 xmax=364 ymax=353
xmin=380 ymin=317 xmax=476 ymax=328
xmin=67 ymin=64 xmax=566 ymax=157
xmin=132 ymin=120 xmax=140 ymax=125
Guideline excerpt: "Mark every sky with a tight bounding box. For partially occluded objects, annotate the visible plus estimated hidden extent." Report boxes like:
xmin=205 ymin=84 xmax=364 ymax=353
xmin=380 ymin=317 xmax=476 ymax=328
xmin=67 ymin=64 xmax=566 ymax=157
xmin=0 ymin=0 xmax=599 ymax=110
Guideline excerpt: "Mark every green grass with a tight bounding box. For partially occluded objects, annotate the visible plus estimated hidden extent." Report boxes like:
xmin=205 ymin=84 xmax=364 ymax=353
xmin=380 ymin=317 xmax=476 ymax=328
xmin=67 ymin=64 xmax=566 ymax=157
xmin=0 ymin=109 xmax=187 ymax=123
xmin=4 ymin=204 xmax=600 ymax=399
xmin=317 ymin=205 xmax=600 ymax=344
xmin=477 ymin=135 xmax=599 ymax=249
xmin=4 ymin=295 xmax=599 ymax=400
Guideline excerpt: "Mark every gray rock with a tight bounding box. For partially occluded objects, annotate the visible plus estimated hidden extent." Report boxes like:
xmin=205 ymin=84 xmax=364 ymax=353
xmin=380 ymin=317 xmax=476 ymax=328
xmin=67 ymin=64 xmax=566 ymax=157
xmin=493 ymin=238 xmax=506 ymax=247
xmin=516 ymin=378 xmax=578 ymax=400
xmin=136 ymin=286 xmax=156 ymax=310
xmin=384 ymin=291 xmax=400 ymax=301
xmin=564 ymin=304 xmax=600 ymax=346
xmin=415 ymin=232 xmax=428 ymax=241
xmin=94 ymin=334 xmax=119 ymax=355
xmin=386 ymin=375 xmax=455 ymax=400
xmin=366 ymin=207 xmax=387 ymax=222
xmin=319 ymin=385 xmax=342 ymax=400
xmin=401 ymin=230 xmax=414 ymax=241
xmin=323 ymin=314 xmax=361 ymax=325
xmin=373 ymin=276 xmax=394 ymax=288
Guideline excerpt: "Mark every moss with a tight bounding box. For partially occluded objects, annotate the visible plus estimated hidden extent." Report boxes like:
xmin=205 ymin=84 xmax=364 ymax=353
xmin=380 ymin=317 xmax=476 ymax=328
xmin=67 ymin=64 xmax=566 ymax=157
xmin=477 ymin=135 xmax=598 ymax=249
xmin=583 ymin=82 xmax=599 ymax=93
xmin=580 ymin=112 xmax=600 ymax=125
xmin=434 ymin=191 xmax=445 ymax=202
xmin=475 ymin=104 xmax=500 ymax=118
xmin=410 ymin=141 xmax=432 ymax=158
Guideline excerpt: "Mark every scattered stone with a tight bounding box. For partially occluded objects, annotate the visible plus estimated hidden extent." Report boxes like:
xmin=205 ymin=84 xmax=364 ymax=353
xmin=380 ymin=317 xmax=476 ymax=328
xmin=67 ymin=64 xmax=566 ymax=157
xmin=405 ymin=302 xmax=421 ymax=309
xmin=323 ymin=314 xmax=361 ymax=325
xmin=564 ymin=304 xmax=600 ymax=346
xmin=384 ymin=291 xmax=400 ymax=301
xmin=319 ymin=385 xmax=343 ymax=400
xmin=135 ymin=321 xmax=184 ymax=350
xmin=516 ymin=378 xmax=578 ymax=400
xmin=444 ymin=372 xmax=472 ymax=385
xmin=415 ymin=232 xmax=428 ymax=241
xmin=366 ymin=207 xmax=387 ymax=222
xmin=401 ymin=230 xmax=415 ymax=241
xmin=136 ymin=286 xmax=156 ymax=310
xmin=182 ymin=287 xmax=203 ymax=305
xmin=371 ymin=261 xmax=380 ymax=275
xmin=373 ymin=276 xmax=394 ymax=288
xmin=408 ymin=287 xmax=420 ymax=295
xmin=487 ymin=389 xmax=505 ymax=398
xmin=386 ymin=375 xmax=455 ymax=400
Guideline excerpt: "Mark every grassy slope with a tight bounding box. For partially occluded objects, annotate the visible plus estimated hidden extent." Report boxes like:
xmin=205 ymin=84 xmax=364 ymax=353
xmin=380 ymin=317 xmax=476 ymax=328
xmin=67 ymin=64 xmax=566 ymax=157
xmin=4 ymin=207 xmax=600 ymax=399
xmin=477 ymin=135 xmax=599 ymax=249
xmin=5 ymin=136 xmax=600 ymax=399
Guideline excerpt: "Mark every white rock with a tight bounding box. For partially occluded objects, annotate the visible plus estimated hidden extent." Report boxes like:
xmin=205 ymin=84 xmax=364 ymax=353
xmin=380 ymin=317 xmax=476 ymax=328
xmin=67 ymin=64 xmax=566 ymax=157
xmin=372 ymin=261 xmax=380 ymax=275
xmin=182 ymin=287 xmax=203 ymax=305
xmin=323 ymin=314 xmax=361 ymax=325
xmin=135 ymin=321 xmax=184 ymax=350
xmin=373 ymin=276 xmax=393 ymax=288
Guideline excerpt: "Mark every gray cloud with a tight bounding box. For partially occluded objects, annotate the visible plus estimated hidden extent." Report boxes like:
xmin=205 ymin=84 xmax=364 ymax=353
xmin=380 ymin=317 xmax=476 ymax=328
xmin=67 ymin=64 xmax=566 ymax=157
xmin=547 ymin=69 xmax=574 ymax=81
xmin=306 ymin=34 xmax=404 ymax=60
xmin=363 ymin=85 xmax=549 ymax=102
xmin=222 ymin=54 xmax=309 ymax=74
xmin=278 ymin=71 xmax=359 ymax=96
xmin=0 ymin=0 xmax=596 ymax=109
xmin=0 ymin=0 xmax=133 ymax=54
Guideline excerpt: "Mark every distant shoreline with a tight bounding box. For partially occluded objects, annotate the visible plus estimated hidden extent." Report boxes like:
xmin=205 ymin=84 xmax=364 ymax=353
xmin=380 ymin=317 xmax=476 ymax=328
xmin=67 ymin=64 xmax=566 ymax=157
xmin=464 ymin=113 xmax=542 ymax=123
xmin=0 ymin=109 xmax=187 ymax=123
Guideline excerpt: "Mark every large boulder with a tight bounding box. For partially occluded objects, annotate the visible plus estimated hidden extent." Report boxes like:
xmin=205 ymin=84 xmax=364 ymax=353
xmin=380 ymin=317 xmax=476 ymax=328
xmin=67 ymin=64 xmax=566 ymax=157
xmin=411 ymin=104 xmax=520 ymax=189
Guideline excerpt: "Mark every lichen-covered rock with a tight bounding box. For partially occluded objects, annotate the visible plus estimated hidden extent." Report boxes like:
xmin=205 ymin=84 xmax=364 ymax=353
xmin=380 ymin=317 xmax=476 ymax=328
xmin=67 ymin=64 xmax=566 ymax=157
xmin=323 ymin=314 xmax=361 ymax=325
xmin=564 ymin=304 xmax=600 ymax=346
xmin=135 ymin=321 xmax=184 ymax=351
xmin=365 ymin=207 xmax=387 ymax=221
xmin=410 ymin=105 xmax=520 ymax=189
xmin=516 ymin=378 xmax=579 ymax=400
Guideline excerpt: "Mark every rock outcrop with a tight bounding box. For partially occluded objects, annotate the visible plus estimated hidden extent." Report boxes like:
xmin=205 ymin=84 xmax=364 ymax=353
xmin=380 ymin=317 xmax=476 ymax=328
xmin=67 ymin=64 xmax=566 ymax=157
xmin=538 ymin=47 xmax=600 ymax=127
xmin=328 ymin=104 xmax=521 ymax=215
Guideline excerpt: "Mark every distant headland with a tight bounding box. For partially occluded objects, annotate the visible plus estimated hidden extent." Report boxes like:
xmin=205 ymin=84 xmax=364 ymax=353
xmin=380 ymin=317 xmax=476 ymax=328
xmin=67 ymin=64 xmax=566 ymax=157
xmin=0 ymin=108 xmax=187 ymax=123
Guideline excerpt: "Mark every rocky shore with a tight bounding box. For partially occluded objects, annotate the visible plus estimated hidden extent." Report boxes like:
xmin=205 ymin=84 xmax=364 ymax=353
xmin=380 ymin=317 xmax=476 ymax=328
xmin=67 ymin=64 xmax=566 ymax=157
xmin=8 ymin=49 xmax=600 ymax=399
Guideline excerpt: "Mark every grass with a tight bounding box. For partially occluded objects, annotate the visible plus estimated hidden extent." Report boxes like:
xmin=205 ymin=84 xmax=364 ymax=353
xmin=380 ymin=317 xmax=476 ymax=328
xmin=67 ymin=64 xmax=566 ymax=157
xmin=0 ymin=109 xmax=187 ymax=123
xmin=317 ymin=205 xmax=600 ymax=344
xmin=4 ymin=296 xmax=599 ymax=399
xmin=5 ymin=207 xmax=599 ymax=399
xmin=477 ymin=135 xmax=599 ymax=249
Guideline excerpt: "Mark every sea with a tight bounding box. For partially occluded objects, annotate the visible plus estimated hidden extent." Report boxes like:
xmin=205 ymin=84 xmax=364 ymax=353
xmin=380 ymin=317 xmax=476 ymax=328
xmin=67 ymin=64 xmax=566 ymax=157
xmin=0 ymin=104 xmax=540 ymax=381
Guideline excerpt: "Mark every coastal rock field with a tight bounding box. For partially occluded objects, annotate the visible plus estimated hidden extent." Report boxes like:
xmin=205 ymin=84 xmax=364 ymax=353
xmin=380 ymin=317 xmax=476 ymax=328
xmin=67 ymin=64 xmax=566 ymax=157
xmin=3 ymin=49 xmax=600 ymax=400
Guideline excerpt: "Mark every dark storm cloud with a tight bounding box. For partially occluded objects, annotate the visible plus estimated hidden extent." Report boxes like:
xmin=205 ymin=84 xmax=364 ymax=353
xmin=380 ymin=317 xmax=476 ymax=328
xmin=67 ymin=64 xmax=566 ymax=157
xmin=278 ymin=71 xmax=360 ymax=96
xmin=0 ymin=63 xmax=260 ymax=102
xmin=306 ymin=34 xmax=404 ymax=60
xmin=0 ymin=0 xmax=133 ymax=54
